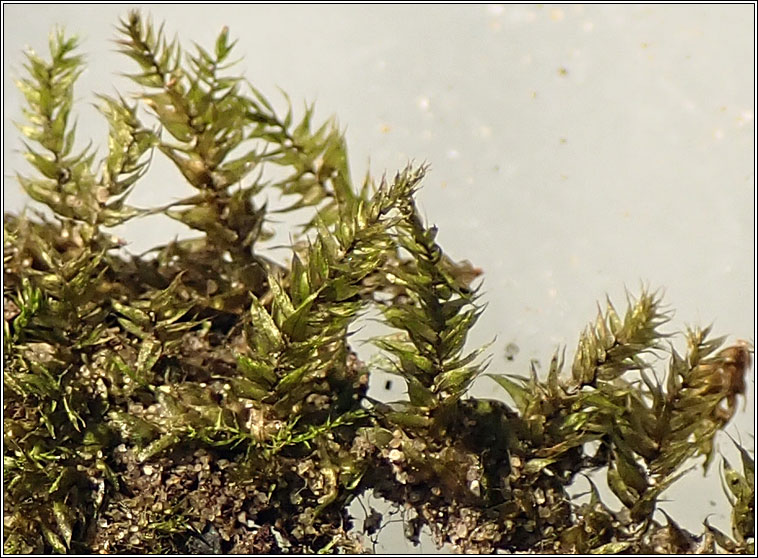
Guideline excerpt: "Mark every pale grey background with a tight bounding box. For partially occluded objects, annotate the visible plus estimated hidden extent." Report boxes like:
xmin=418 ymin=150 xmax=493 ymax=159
xmin=3 ymin=3 xmax=755 ymax=551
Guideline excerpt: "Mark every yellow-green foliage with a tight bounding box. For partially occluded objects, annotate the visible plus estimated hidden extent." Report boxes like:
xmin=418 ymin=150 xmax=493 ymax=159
xmin=3 ymin=12 xmax=753 ymax=554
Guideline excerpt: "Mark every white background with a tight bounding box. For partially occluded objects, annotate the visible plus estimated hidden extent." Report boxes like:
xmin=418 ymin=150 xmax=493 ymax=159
xmin=3 ymin=4 xmax=755 ymax=551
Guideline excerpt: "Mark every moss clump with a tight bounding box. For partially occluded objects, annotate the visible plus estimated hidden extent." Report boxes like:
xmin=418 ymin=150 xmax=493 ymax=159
xmin=4 ymin=11 xmax=753 ymax=554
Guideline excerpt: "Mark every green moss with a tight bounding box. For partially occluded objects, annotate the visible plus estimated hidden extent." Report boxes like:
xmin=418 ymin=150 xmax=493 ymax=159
xmin=4 ymin=11 xmax=753 ymax=554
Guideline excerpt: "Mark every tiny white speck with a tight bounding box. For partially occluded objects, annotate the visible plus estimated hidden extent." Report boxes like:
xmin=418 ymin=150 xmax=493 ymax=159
xmin=417 ymin=96 xmax=430 ymax=111
xmin=736 ymin=110 xmax=754 ymax=127
xmin=388 ymin=449 xmax=403 ymax=462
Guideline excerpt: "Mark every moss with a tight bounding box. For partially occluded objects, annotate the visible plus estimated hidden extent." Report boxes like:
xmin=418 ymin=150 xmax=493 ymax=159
xmin=3 ymin=11 xmax=753 ymax=554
